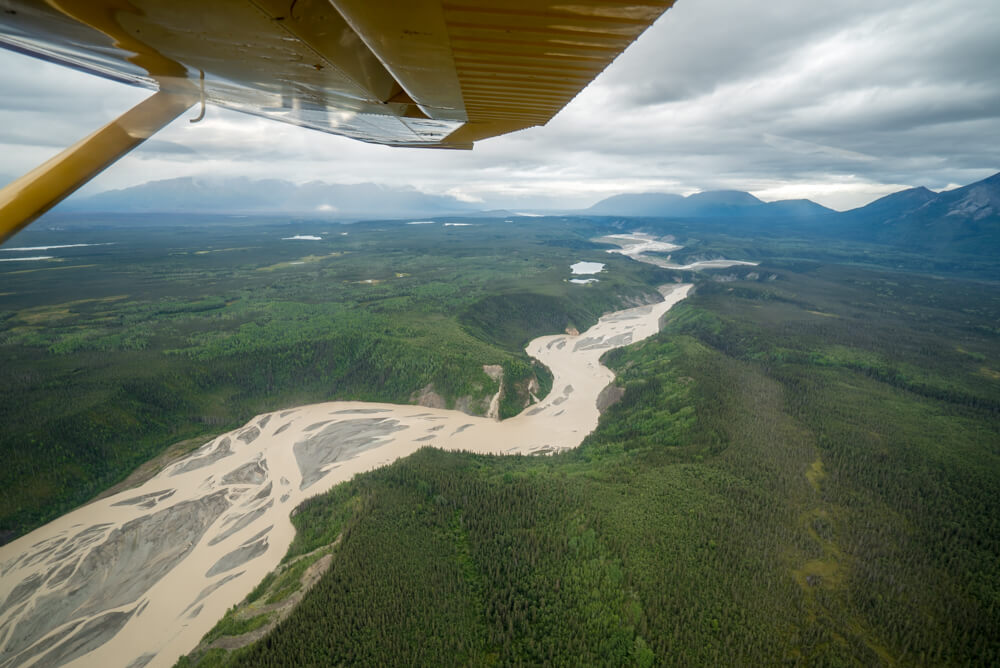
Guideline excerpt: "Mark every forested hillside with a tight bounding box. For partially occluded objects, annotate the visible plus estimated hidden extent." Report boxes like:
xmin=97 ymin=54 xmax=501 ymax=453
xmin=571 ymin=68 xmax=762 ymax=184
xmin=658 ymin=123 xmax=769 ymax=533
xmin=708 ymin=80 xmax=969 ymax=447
xmin=179 ymin=261 xmax=1000 ymax=666
xmin=0 ymin=218 xmax=669 ymax=540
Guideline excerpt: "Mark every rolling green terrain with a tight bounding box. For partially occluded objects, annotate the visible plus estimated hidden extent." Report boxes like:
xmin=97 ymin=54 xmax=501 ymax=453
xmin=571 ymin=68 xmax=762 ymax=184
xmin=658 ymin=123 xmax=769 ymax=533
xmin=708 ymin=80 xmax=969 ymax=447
xmin=0 ymin=217 xmax=670 ymax=539
xmin=3 ymin=214 xmax=999 ymax=665
xmin=178 ymin=257 xmax=999 ymax=666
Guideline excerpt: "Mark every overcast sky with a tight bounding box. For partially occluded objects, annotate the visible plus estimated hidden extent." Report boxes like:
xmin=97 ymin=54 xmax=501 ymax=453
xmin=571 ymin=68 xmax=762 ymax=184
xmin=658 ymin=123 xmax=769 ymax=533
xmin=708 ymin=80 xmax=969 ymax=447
xmin=1 ymin=0 xmax=998 ymax=211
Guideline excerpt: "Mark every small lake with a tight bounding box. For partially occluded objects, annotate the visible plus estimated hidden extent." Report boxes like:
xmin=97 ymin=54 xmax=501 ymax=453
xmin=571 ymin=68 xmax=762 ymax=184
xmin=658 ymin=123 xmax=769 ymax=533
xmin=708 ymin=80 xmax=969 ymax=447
xmin=570 ymin=261 xmax=605 ymax=275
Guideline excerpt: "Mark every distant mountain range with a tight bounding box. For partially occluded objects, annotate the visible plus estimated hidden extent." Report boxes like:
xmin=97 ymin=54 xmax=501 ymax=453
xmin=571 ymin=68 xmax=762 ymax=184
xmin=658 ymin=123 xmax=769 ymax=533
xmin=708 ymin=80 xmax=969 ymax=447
xmin=586 ymin=172 xmax=1000 ymax=255
xmin=53 ymin=171 xmax=1000 ymax=256
xmin=59 ymin=177 xmax=478 ymax=219
xmin=586 ymin=189 xmax=834 ymax=219
xmin=60 ymin=177 xmax=839 ymax=221
xmin=835 ymin=172 xmax=1000 ymax=253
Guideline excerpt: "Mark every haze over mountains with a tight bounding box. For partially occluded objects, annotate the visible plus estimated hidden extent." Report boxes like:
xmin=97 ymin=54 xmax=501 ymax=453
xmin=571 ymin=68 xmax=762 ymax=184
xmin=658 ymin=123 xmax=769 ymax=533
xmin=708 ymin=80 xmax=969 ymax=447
xmin=60 ymin=177 xmax=479 ymax=219
xmin=54 ymin=172 xmax=1000 ymax=255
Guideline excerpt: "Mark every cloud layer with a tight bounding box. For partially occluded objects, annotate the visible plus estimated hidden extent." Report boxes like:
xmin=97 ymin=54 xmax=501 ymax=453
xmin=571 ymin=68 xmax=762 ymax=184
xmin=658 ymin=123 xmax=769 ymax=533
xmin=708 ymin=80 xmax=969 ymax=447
xmin=1 ymin=0 xmax=997 ymax=210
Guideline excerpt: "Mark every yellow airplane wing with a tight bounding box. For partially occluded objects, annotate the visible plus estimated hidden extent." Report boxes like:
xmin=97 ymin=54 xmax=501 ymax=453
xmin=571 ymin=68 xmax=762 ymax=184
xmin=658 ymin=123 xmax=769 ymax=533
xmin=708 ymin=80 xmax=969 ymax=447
xmin=0 ymin=0 xmax=674 ymax=242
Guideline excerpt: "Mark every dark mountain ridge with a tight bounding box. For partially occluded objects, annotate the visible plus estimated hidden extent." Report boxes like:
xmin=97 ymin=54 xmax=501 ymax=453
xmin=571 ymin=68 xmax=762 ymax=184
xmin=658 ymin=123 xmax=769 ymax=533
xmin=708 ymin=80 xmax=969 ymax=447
xmin=836 ymin=172 xmax=1000 ymax=254
xmin=845 ymin=186 xmax=937 ymax=221
xmin=587 ymin=172 xmax=1000 ymax=257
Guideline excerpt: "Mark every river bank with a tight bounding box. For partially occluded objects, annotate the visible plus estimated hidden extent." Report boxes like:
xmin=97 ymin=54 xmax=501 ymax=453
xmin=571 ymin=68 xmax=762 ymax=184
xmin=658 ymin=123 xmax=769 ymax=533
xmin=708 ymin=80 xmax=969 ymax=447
xmin=0 ymin=284 xmax=691 ymax=668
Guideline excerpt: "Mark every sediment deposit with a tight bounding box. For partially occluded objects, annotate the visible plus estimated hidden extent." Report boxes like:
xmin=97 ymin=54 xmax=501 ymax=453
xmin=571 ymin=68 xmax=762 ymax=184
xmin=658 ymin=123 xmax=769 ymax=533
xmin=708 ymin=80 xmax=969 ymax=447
xmin=0 ymin=284 xmax=691 ymax=668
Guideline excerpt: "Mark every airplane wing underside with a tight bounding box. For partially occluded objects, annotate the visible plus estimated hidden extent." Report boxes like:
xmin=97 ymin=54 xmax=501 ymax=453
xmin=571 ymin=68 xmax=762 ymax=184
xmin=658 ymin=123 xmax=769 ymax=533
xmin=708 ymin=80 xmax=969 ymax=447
xmin=0 ymin=0 xmax=674 ymax=146
xmin=0 ymin=0 xmax=674 ymax=241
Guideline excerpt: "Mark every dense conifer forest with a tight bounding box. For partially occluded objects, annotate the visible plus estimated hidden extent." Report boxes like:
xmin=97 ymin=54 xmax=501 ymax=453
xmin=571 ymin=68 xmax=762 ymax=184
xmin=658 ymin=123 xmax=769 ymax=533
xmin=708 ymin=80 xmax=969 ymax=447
xmin=4 ymin=213 xmax=999 ymax=665
xmin=177 ymin=257 xmax=1000 ymax=666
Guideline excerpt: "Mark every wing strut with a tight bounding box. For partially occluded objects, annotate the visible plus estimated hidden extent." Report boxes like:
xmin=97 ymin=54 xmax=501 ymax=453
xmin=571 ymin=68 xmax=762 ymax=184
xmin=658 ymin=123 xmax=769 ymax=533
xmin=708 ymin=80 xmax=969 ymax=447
xmin=0 ymin=89 xmax=196 ymax=245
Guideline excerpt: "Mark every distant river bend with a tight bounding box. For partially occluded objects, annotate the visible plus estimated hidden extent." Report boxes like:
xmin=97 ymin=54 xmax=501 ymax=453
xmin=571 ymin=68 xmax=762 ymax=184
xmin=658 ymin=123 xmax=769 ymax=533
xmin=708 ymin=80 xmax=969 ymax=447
xmin=0 ymin=283 xmax=691 ymax=668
